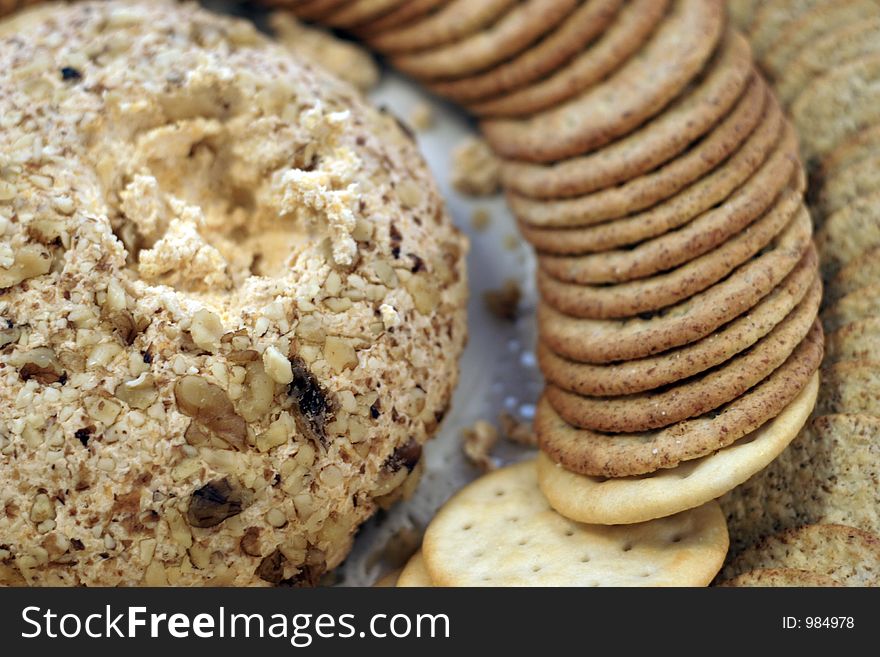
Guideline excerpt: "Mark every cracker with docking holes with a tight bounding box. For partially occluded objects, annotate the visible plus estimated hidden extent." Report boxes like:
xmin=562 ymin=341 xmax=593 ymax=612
xmin=536 ymin=373 xmax=819 ymax=524
xmin=422 ymin=461 xmax=729 ymax=586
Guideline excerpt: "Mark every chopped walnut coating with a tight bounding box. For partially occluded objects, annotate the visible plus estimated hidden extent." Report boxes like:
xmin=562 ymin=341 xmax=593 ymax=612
xmin=0 ymin=1 xmax=467 ymax=587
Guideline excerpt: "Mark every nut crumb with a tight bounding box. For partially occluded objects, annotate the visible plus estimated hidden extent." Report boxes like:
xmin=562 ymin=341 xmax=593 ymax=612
xmin=483 ymin=280 xmax=521 ymax=321
xmin=408 ymin=103 xmax=434 ymax=132
xmin=462 ymin=420 xmax=499 ymax=472
xmin=499 ymin=411 xmax=536 ymax=447
xmin=470 ymin=207 xmax=491 ymax=231
xmin=451 ymin=137 xmax=501 ymax=197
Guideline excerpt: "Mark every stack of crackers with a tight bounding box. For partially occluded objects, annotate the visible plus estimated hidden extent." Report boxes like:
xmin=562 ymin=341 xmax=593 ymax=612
xmin=269 ymin=0 xmax=844 ymax=585
xmin=713 ymin=1 xmax=880 ymax=580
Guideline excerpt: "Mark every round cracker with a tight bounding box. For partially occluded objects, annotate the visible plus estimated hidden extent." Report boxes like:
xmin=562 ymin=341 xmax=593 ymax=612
xmin=825 ymin=317 xmax=880 ymax=364
xmin=749 ymin=0 xmax=828 ymax=58
xmin=537 ymin=330 xmax=823 ymax=477
xmin=537 ymin=372 xmax=820 ymax=524
xmin=816 ymin=189 xmax=880 ymax=279
xmin=826 ymin=245 xmax=880 ymax=304
xmin=321 ymin=0 xmax=410 ymax=29
xmin=353 ymin=0 xmax=448 ymax=37
xmin=367 ymin=0 xmax=517 ymax=54
xmin=499 ymin=31 xmax=753 ymax=199
xmin=517 ymin=100 xmax=786 ymax=253
xmin=391 ymin=0 xmax=577 ymax=81
xmin=422 ymin=460 xmax=729 ymax=587
xmin=537 ymin=206 xmax=813 ymax=363
xmin=762 ymin=0 xmax=879 ymax=80
xmin=538 ymin=191 xmax=809 ymax=320
xmin=396 ymin=550 xmax=434 ymax=587
xmin=778 ymin=17 xmax=880 ymax=108
xmin=539 ymin=248 xmax=818 ymax=396
xmin=537 ymin=111 xmax=798 ymax=285
xmin=427 ymin=0 xmax=623 ymax=104
xmin=373 ymin=567 xmax=403 ymax=587
xmin=510 ymin=78 xmax=764 ymax=234
xmin=818 ymin=153 xmax=880 ymax=219
xmin=470 ymin=0 xmax=669 ymax=119
xmin=481 ymin=0 xmax=723 ymax=162
xmin=791 ymin=53 xmax=880 ymax=160
xmin=720 ymin=568 xmax=843 ymax=587
xmin=545 ymin=276 xmax=820 ymax=433
xmin=289 ymin=0 xmax=352 ymax=21
xmin=722 ymin=523 xmax=880 ymax=587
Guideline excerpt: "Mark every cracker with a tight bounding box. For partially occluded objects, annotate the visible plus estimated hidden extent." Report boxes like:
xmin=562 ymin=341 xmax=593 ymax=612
xmin=469 ymin=0 xmax=669 ymax=119
xmin=422 ymin=461 xmax=729 ymax=587
xmin=353 ymin=0 xmax=447 ymax=37
xmin=816 ymin=190 xmax=880 ymax=279
xmin=536 ymin=111 xmax=797 ymax=285
xmin=728 ymin=0 xmax=760 ymax=28
xmin=367 ymin=0 xmax=518 ymax=54
xmin=516 ymin=101 xmax=787 ymax=254
xmin=537 ymin=194 xmax=809 ymax=320
xmin=749 ymin=0 xmax=829 ymax=58
xmin=509 ymin=74 xmax=765 ymax=230
xmin=391 ymin=0 xmax=577 ymax=81
xmin=818 ymin=153 xmax=880 ymax=219
xmin=538 ymin=210 xmax=813 ymax=364
xmin=481 ymin=0 xmax=724 ymax=162
xmin=825 ymin=318 xmax=880 ymax=364
xmin=778 ymin=17 xmax=880 ymax=108
xmin=821 ymin=120 xmax=880 ymax=178
xmin=721 ymin=524 xmax=880 ymax=586
xmin=537 ymin=373 xmax=819 ymax=524
xmin=539 ymin=250 xmax=818 ymax=395
xmin=720 ymin=568 xmax=842 ymax=587
xmin=427 ymin=0 xmax=623 ymax=104
xmin=762 ymin=0 xmax=879 ymax=80
xmin=816 ymin=360 xmax=880 ymax=416
xmin=322 ymin=0 xmax=409 ymax=29
xmin=791 ymin=53 xmax=880 ymax=160
xmin=826 ymin=246 xmax=880 ymax=304
xmin=499 ymin=31 xmax=753 ymax=199
xmin=373 ymin=567 xmax=402 ymax=587
xmin=536 ymin=332 xmax=822 ymax=479
xmin=287 ymin=0 xmax=352 ymax=21
xmin=396 ymin=550 xmax=434 ymax=587
xmin=721 ymin=413 xmax=880 ymax=554
xmin=544 ymin=278 xmax=820 ymax=433
xmin=823 ymin=284 xmax=880 ymax=333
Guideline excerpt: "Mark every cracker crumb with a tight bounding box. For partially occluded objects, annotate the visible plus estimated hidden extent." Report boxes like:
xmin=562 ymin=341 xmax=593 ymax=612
xmin=470 ymin=207 xmax=491 ymax=232
xmin=483 ymin=279 xmax=521 ymax=321
xmin=462 ymin=420 xmax=499 ymax=472
xmin=451 ymin=137 xmax=501 ymax=197
xmin=409 ymin=102 xmax=434 ymax=132
xmin=499 ymin=411 xmax=537 ymax=447
xmin=270 ymin=13 xmax=379 ymax=92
